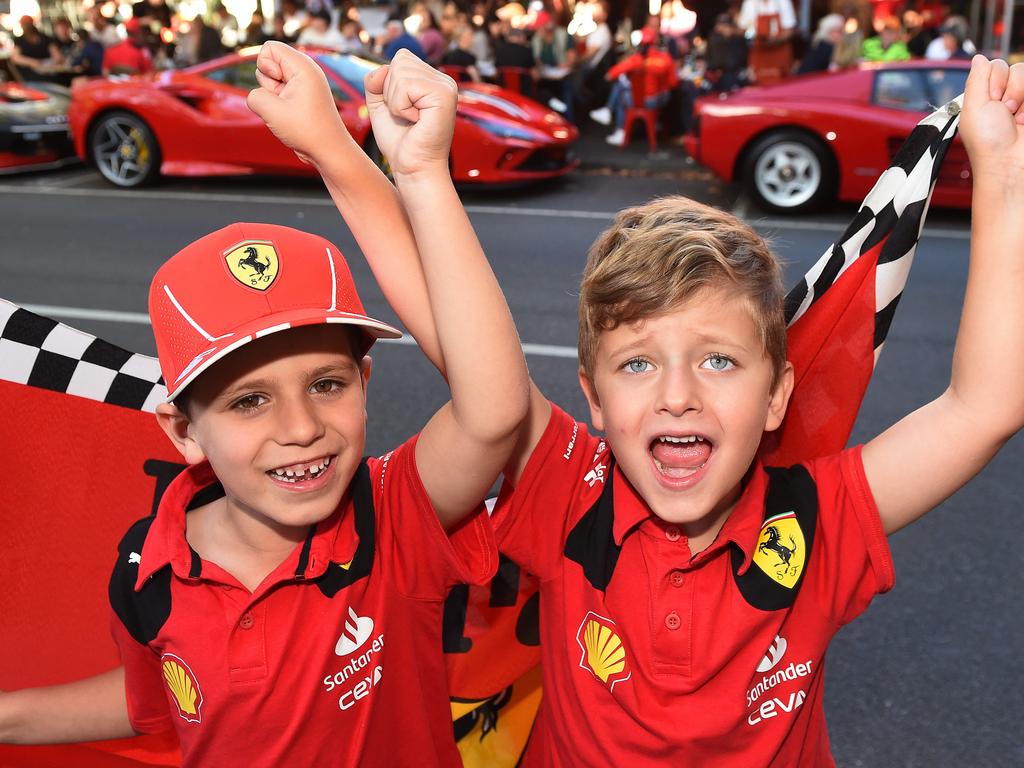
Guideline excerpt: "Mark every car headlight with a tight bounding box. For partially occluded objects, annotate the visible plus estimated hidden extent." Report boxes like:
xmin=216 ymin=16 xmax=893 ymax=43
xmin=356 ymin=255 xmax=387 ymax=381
xmin=465 ymin=116 xmax=541 ymax=142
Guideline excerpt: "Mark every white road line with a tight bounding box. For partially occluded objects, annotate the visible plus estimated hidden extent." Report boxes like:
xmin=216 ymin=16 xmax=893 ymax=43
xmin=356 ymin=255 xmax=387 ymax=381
xmin=748 ymin=216 xmax=971 ymax=239
xmin=0 ymin=184 xmax=970 ymax=238
xmin=24 ymin=304 xmax=150 ymax=324
xmin=465 ymin=205 xmax=613 ymax=220
xmin=22 ymin=303 xmax=581 ymax=359
xmin=0 ymin=184 xmax=614 ymax=220
xmin=1 ymin=184 xmax=339 ymax=207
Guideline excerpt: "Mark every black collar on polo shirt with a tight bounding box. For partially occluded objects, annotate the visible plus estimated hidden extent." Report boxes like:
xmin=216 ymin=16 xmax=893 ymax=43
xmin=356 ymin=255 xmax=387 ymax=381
xmin=610 ymin=460 xmax=769 ymax=574
xmin=134 ymin=461 xmax=361 ymax=591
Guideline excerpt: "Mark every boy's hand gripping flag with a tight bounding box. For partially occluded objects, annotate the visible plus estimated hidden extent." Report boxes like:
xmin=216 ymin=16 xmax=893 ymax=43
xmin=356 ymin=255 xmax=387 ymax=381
xmin=0 ymin=96 xmax=963 ymax=767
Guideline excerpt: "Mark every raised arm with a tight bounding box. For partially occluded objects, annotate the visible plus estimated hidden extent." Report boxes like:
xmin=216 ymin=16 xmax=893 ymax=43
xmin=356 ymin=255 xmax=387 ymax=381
xmin=362 ymin=51 xmax=532 ymax=526
xmin=862 ymin=56 xmax=1024 ymax=534
xmin=248 ymin=43 xmax=551 ymax=492
xmin=0 ymin=668 xmax=136 ymax=744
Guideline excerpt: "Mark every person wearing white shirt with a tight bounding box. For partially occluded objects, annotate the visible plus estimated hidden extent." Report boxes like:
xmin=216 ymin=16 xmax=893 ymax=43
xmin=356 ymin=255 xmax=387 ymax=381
xmin=297 ymin=11 xmax=347 ymax=51
xmin=924 ymin=16 xmax=976 ymax=60
xmin=580 ymin=2 xmax=612 ymax=71
xmin=738 ymin=0 xmax=797 ymax=83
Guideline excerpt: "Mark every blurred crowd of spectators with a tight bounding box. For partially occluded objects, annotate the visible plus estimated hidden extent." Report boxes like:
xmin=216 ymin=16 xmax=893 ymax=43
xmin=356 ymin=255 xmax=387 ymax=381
xmin=0 ymin=0 xmax=1002 ymax=142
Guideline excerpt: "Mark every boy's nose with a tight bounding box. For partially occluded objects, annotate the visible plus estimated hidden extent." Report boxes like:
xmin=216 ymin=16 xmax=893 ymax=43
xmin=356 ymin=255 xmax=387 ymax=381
xmin=275 ymin=395 xmax=326 ymax=446
xmin=656 ymin=367 xmax=702 ymax=416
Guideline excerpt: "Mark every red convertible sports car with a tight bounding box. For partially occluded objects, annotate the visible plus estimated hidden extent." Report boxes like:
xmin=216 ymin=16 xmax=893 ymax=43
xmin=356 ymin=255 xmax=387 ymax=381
xmin=68 ymin=48 xmax=578 ymax=187
xmin=684 ymin=60 xmax=971 ymax=213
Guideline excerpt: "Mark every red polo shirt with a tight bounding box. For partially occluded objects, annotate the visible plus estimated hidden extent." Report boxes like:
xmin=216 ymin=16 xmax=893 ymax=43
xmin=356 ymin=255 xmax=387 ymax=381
xmin=109 ymin=437 xmax=495 ymax=766
xmin=494 ymin=404 xmax=894 ymax=766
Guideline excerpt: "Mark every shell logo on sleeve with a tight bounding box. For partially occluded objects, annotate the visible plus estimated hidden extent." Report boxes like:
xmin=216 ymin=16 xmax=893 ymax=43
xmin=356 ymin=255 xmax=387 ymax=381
xmin=224 ymin=241 xmax=279 ymax=291
xmin=752 ymin=512 xmax=806 ymax=589
xmin=161 ymin=653 xmax=204 ymax=724
xmin=575 ymin=611 xmax=631 ymax=691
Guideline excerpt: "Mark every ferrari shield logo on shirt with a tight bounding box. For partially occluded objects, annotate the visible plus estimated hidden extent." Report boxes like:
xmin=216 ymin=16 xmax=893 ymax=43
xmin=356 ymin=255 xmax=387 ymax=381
xmin=752 ymin=511 xmax=806 ymax=589
xmin=161 ymin=652 xmax=204 ymax=724
xmin=575 ymin=611 xmax=631 ymax=691
xmin=224 ymin=240 xmax=279 ymax=291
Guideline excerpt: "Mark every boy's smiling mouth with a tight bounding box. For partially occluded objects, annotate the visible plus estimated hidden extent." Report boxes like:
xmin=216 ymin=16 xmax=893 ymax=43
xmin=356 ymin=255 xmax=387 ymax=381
xmin=650 ymin=435 xmax=713 ymax=480
xmin=267 ymin=456 xmax=334 ymax=485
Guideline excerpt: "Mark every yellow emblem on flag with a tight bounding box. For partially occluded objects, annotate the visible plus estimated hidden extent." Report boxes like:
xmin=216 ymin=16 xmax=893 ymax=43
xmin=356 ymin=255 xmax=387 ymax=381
xmin=161 ymin=653 xmax=204 ymax=723
xmin=575 ymin=611 xmax=630 ymax=691
xmin=753 ymin=511 xmax=806 ymax=589
xmin=224 ymin=240 xmax=279 ymax=291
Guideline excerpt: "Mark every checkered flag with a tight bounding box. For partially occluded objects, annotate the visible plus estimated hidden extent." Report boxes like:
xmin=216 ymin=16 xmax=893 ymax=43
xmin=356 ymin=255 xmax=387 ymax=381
xmin=785 ymin=95 xmax=963 ymax=355
xmin=764 ymin=95 xmax=965 ymax=465
xmin=0 ymin=299 xmax=166 ymax=411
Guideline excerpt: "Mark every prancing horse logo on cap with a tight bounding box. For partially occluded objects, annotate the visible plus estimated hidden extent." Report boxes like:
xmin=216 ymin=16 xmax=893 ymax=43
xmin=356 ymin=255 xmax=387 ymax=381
xmin=225 ymin=240 xmax=279 ymax=291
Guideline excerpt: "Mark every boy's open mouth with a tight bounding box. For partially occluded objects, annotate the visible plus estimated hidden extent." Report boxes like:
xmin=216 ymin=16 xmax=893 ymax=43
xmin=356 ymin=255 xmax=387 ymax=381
xmin=650 ymin=435 xmax=712 ymax=478
xmin=267 ymin=456 xmax=333 ymax=484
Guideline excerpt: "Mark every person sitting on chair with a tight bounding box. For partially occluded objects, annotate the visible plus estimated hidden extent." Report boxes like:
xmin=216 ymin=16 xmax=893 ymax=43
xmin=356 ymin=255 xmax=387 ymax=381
xmin=589 ymin=28 xmax=678 ymax=147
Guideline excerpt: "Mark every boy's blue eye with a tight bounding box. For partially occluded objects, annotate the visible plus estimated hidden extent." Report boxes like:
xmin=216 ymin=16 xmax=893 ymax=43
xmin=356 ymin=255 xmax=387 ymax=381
xmin=702 ymin=354 xmax=735 ymax=372
xmin=624 ymin=358 xmax=651 ymax=374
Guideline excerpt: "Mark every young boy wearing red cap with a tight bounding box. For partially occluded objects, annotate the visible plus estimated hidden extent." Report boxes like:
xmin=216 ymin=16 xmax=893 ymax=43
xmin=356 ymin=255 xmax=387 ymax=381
xmin=256 ymin=53 xmax=1024 ymax=764
xmin=0 ymin=49 xmax=528 ymax=766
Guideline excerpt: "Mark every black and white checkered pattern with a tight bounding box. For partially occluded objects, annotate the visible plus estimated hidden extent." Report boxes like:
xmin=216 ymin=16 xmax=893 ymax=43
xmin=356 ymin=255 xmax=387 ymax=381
xmin=783 ymin=95 xmax=963 ymax=360
xmin=0 ymin=299 xmax=167 ymax=412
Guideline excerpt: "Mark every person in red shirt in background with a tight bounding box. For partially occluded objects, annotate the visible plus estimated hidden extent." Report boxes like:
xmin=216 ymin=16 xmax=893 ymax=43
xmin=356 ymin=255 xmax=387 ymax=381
xmin=102 ymin=18 xmax=153 ymax=76
xmin=588 ymin=27 xmax=679 ymax=146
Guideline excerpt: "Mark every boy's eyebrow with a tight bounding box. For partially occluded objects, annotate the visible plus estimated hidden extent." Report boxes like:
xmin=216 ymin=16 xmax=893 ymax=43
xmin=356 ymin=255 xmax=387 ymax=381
xmin=305 ymin=361 xmax=359 ymax=379
xmin=220 ymin=360 xmax=358 ymax=400
xmin=605 ymin=330 xmax=751 ymax=362
xmin=605 ymin=334 xmax=655 ymax=362
xmin=218 ymin=377 xmax=275 ymax=401
xmin=689 ymin=330 xmax=752 ymax=350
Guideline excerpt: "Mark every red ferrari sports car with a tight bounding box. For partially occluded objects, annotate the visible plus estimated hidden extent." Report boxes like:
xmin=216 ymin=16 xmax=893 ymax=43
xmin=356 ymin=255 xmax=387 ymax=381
xmin=67 ymin=48 xmax=578 ymax=187
xmin=684 ymin=60 xmax=972 ymax=213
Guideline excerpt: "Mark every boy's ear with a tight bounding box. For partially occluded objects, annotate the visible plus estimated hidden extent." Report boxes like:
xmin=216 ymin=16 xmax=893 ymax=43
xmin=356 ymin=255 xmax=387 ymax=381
xmin=155 ymin=403 xmax=207 ymax=465
xmin=764 ymin=361 xmax=795 ymax=433
xmin=578 ymin=367 xmax=605 ymax=432
xmin=360 ymin=355 xmax=373 ymax=390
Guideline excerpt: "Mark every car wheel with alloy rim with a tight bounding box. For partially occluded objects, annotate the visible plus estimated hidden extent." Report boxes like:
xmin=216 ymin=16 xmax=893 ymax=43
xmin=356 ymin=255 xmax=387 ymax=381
xmin=90 ymin=110 xmax=160 ymax=188
xmin=742 ymin=130 xmax=836 ymax=214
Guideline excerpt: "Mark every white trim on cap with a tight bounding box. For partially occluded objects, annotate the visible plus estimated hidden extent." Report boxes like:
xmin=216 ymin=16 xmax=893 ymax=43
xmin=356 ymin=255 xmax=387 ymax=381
xmin=168 ymin=334 xmax=253 ymax=398
xmin=255 ymin=322 xmax=291 ymax=338
xmin=163 ymin=285 xmax=231 ymax=343
xmin=325 ymin=316 xmax=402 ymax=339
xmin=326 ymin=247 xmax=338 ymax=312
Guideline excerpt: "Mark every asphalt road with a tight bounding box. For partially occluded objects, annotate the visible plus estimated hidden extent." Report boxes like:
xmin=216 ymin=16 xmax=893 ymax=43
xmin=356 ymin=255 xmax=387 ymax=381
xmin=0 ymin=165 xmax=1019 ymax=767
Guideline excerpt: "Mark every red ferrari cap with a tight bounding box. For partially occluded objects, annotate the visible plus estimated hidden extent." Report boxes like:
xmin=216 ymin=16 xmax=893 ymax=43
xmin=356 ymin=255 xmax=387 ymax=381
xmin=150 ymin=222 xmax=402 ymax=401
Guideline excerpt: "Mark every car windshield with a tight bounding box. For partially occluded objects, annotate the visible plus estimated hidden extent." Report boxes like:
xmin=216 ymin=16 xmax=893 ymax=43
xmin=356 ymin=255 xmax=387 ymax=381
xmin=315 ymin=52 xmax=384 ymax=95
xmin=874 ymin=68 xmax=969 ymax=113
